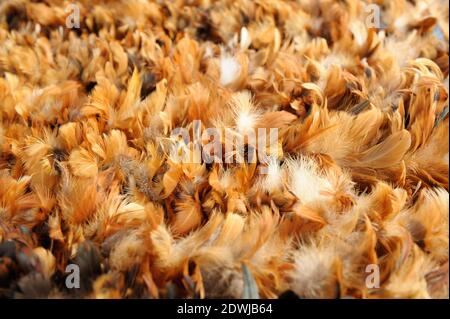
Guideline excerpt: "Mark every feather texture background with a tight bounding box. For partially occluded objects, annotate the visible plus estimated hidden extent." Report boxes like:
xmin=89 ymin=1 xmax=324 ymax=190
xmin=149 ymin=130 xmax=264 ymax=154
xmin=0 ymin=0 xmax=448 ymax=299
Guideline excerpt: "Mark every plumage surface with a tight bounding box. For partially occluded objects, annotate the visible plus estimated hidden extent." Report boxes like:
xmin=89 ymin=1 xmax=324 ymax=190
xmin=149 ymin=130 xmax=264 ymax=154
xmin=0 ymin=0 xmax=448 ymax=299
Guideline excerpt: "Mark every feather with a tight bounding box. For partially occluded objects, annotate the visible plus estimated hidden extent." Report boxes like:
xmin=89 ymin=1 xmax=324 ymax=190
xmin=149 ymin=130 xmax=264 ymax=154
xmin=69 ymin=147 xmax=98 ymax=178
xmin=171 ymin=193 xmax=202 ymax=236
xmin=356 ymin=130 xmax=412 ymax=169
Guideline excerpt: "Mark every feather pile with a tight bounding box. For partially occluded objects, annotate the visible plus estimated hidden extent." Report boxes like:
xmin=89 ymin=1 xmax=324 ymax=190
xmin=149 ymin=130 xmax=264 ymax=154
xmin=0 ymin=0 xmax=448 ymax=299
